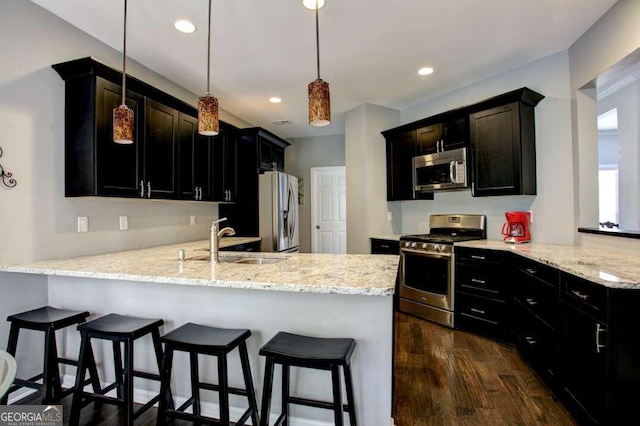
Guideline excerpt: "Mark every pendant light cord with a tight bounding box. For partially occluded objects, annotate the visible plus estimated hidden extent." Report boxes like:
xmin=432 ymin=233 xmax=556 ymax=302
xmin=207 ymin=0 xmax=212 ymax=93
xmin=121 ymin=0 xmax=128 ymax=104
xmin=315 ymin=0 xmax=321 ymax=80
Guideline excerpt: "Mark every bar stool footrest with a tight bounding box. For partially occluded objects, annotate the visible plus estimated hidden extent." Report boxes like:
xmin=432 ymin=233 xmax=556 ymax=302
xmin=13 ymin=377 xmax=44 ymax=391
xmin=274 ymin=413 xmax=287 ymax=426
xmin=199 ymin=382 xmax=248 ymax=398
xmin=176 ymin=396 xmax=195 ymax=412
xmin=288 ymin=395 xmax=351 ymax=412
xmin=133 ymin=370 xmax=161 ymax=381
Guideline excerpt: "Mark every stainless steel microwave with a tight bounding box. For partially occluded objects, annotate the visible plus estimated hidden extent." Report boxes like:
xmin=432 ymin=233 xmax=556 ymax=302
xmin=413 ymin=147 xmax=468 ymax=193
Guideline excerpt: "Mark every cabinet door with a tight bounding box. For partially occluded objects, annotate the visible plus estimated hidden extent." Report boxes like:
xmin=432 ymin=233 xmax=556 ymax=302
xmin=385 ymin=130 xmax=416 ymax=201
xmin=212 ymin=130 xmax=237 ymax=202
xmin=177 ymin=112 xmax=199 ymax=200
xmin=416 ymin=124 xmax=442 ymax=154
xmin=95 ymin=78 xmax=144 ymax=197
xmin=469 ymin=102 xmax=521 ymax=196
xmin=273 ymin=146 xmax=285 ymax=171
xmin=259 ymin=138 xmax=275 ymax=170
xmin=145 ymin=99 xmax=179 ymax=199
xmin=442 ymin=117 xmax=467 ymax=150
xmin=562 ymin=305 xmax=607 ymax=423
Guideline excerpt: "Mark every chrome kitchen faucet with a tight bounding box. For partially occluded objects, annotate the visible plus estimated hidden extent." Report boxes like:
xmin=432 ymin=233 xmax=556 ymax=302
xmin=210 ymin=217 xmax=236 ymax=264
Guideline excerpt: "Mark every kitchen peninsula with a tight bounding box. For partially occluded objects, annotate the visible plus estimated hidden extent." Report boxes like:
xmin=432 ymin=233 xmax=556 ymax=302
xmin=0 ymin=241 xmax=398 ymax=425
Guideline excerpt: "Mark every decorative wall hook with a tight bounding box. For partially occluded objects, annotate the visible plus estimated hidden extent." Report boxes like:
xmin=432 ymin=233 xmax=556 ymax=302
xmin=0 ymin=147 xmax=17 ymax=189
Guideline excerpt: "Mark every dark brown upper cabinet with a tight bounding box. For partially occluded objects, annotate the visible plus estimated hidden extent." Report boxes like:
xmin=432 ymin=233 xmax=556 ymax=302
xmin=469 ymin=88 xmax=544 ymax=197
xmin=53 ymin=57 xmax=238 ymax=201
xmin=416 ymin=117 xmax=468 ymax=155
xmin=385 ymin=130 xmax=417 ymax=201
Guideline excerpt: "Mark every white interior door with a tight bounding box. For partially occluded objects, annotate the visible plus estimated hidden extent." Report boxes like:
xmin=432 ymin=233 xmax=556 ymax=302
xmin=311 ymin=166 xmax=347 ymax=254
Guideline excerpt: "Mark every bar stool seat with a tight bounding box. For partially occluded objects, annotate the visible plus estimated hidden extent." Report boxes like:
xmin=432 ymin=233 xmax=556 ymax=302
xmin=259 ymin=332 xmax=357 ymax=426
xmin=157 ymin=322 xmax=260 ymax=426
xmin=2 ymin=306 xmax=100 ymax=405
xmin=70 ymin=313 xmax=165 ymax=426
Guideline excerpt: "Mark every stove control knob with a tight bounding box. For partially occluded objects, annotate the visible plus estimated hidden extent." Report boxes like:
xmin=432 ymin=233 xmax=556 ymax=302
xmin=435 ymin=245 xmax=444 ymax=252
xmin=403 ymin=242 xmax=411 ymax=248
xmin=410 ymin=242 xmax=417 ymax=248
xmin=422 ymin=243 xmax=428 ymax=249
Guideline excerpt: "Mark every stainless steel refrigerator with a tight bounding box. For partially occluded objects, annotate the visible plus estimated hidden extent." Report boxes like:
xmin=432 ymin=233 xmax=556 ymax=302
xmin=258 ymin=171 xmax=299 ymax=252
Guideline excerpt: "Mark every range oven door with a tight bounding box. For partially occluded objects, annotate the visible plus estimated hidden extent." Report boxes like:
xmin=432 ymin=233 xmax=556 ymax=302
xmin=400 ymin=248 xmax=454 ymax=311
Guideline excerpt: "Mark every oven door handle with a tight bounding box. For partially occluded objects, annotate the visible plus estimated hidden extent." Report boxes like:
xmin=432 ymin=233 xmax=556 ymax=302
xmin=401 ymin=249 xmax=452 ymax=259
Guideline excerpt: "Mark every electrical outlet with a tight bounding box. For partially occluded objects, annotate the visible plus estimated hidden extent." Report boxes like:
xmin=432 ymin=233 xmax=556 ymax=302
xmin=528 ymin=210 xmax=534 ymax=223
xmin=119 ymin=216 xmax=128 ymax=230
xmin=190 ymin=215 xmax=196 ymax=226
xmin=77 ymin=216 xmax=88 ymax=233
xmin=387 ymin=211 xmax=393 ymax=221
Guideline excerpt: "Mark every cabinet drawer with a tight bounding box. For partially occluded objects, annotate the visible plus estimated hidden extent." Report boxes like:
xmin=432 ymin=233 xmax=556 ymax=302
xmin=457 ymin=265 xmax=503 ymax=298
xmin=562 ymin=273 xmax=607 ymax=321
xmin=456 ymin=292 xmax=508 ymax=341
xmin=513 ymin=283 xmax=558 ymax=329
xmin=370 ymin=239 xmax=400 ymax=255
xmin=513 ymin=259 xmax=559 ymax=289
xmin=512 ymin=301 xmax=559 ymax=381
xmin=456 ymin=248 xmax=502 ymax=265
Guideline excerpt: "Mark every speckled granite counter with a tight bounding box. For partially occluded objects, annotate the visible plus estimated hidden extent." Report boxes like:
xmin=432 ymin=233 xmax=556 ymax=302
xmin=370 ymin=234 xmax=403 ymax=241
xmin=456 ymin=240 xmax=640 ymax=289
xmin=219 ymin=236 xmax=261 ymax=248
xmin=0 ymin=240 xmax=398 ymax=296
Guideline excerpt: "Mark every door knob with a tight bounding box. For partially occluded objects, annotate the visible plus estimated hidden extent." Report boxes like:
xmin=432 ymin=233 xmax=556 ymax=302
xmin=316 ymin=225 xmax=320 ymax=229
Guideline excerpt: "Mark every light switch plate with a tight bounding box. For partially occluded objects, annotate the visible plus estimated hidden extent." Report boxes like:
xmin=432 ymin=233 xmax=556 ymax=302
xmin=387 ymin=211 xmax=393 ymax=221
xmin=77 ymin=216 xmax=88 ymax=233
xmin=119 ymin=216 xmax=128 ymax=230
xmin=190 ymin=215 xmax=196 ymax=226
xmin=528 ymin=210 xmax=534 ymax=223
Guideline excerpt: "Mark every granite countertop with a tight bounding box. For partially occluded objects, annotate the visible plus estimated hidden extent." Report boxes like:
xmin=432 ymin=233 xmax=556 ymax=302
xmin=0 ymin=240 xmax=398 ymax=296
xmin=218 ymin=236 xmax=261 ymax=248
xmin=457 ymin=240 xmax=640 ymax=289
xmin=370 ymin=235 xmax=403 ymax=242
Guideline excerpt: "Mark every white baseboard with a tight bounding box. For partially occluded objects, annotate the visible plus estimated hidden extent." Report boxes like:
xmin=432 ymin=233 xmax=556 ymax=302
xmin=62 ymin=374 xmax=333 ymax=426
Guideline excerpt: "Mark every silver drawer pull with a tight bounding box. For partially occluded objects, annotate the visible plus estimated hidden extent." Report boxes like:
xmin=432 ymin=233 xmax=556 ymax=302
xmin=525 ymin=336 xmax=538 ymax=345
xmin=525 ymin=268 xmax=537 ymax=274
xmin=470 ymin=308 xmax=485 ymax=315
xmin=421 ymin=297 xmax=427 ymax=302
xmin=571 ymin=290 xmax=589 ymax=301
xmin=596 ymin=323 xmax=607 ymax=354
xmin=471 ymin=278 xmax=486 ymax=284
xmin=525 ymin=298 xmax=538 ymax=306
xmin=470 ymin=255 xmax=486 ymax=260
xmin=380 ymin=244 xmax=390 ymax=248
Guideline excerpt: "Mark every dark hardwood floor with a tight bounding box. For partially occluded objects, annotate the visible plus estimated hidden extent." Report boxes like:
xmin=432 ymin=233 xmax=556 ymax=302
xmin=393 ymin=312 xmax=576 ymax=426
xmin=13 ymin=312 xmax=575 ymax=425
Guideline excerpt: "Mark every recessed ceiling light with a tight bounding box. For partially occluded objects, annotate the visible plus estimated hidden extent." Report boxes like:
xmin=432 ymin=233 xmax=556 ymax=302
xmin=302 ymin=0 xmax=326 ymax=10
xmin=174 ymin=20 xmax=196 ymax=34
xmin=269 ymin=97 xmax=282 ymax=104
xmin=418 ymin=67 xmax=434 ymax=76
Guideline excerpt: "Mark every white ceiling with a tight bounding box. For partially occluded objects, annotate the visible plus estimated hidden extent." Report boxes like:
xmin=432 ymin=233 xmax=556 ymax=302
xmin=31 ymin=0 xmax=616 ymax=139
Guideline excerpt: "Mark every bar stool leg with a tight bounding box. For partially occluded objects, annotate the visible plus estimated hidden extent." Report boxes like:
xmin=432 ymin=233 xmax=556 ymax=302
xmin=123 ymin=340 xmax=135 ymax=426
xmin=86 ymin=342 xmax=102 ymax=394
xmin=151 ymin=328 xmax=172 ymax=410
xmin=239 ymin=342 xmax=260 ymax=426
xmin=156 ymin=344 xmax=174 ymax=426
xmin=70 ymin=333 xmax=90 ymax=426
xmin=260 ymin=357 xmax=275 ymax=426
xmin=343 ymin=363 xmax=357 ymax=426
xmin=113 ymin=341 xmax=123 ymax=400
xmin=190 ymin=352 xmax=201 ymax=416
xmin=217 ymin=353 xmax=230 ymax=425
xmin=331 ymin=365 xmax=344 ymax=426
xmin=282 ymin=364 xmax=290 ymax=426
xmin=45 ymin=328 xmax=63 ymax=402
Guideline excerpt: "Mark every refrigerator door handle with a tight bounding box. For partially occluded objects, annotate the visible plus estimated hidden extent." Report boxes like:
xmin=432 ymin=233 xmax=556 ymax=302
xmin=282 ymin=209 xmax=289 ymax=238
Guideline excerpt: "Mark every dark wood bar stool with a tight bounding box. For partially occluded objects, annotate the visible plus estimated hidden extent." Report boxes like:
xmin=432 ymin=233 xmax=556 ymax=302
xmin=157 ymin=322 xmax=260 ymax=426
xmin=69 ymin=313 xmax=165 ymax=426
xmin=1 ymin=306 xmax=100 ymax=405
xmin=259 ymin=332 xmax=357 ymax=426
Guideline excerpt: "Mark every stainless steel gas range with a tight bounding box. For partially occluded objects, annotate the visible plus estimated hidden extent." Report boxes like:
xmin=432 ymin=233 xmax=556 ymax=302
xmin=399 ymin=214 xmax=486 ymax=327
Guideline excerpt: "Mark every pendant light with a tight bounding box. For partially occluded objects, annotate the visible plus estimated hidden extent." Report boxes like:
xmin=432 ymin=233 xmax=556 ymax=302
xmin=113 ymin=0 xmax=134 ymax=144
xmin=308 ymin=0 xmax=330 ymax=127
xmin=198 ymin=0 xmax=219 ymax=136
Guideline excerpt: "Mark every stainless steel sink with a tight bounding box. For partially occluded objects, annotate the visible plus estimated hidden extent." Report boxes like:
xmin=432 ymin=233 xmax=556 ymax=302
xmin=233 ymin=257 xmax=284 ymax=265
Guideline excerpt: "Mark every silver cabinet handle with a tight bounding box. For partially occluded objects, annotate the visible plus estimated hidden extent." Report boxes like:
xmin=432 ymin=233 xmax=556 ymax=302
xmin=470 ymin=255 xmax=486 ymax=260
xmin=194 ymin=187 xmax=199 ymax=201
xmin=525 ymin=298 xmax=538 ymax=306
xmin=525 ymin=268 xmax=537 ymax=274
xmin=198 ymin=187 xmax=202 ymax=200
xmin=571 ymin=290 xmax=589 ymax=301
xmin=525 ymin=336 xmax=538 ymax=345
xmin=470 ymin=308 xmax=485 ymax=315
xmin=227 ymin=190 xmax=231 ymax=201
xmin=140 ymin=180 xmax=145 ymax=198
xmin=471 ymin=278 xmax=486 ymax=284
xmin=147 ymin=182 xmax=151 ymax=198
xmin=449 ymin=161 xmax=456 ymax=184
xmin=596 ymin=323 xmax=606 ymax=354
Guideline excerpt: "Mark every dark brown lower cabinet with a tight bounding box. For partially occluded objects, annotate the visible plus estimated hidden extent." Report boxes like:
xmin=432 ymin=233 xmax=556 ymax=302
xmin=455 ymin=248 xmax=640 ymax=425
xmin=370 ymin=239 xmax=400 ymax=255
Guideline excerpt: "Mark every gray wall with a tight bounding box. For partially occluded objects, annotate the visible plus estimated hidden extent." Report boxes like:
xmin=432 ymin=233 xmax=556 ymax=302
xmin=569 ymin=0 xmax=640 ymax=251
xmin=0 ymin=0 xmax=252 ymax=264
xmin=285 ymin=135 xmax=345 ymax=253
xmin=399 ymin=51 xmax=574 ymax=244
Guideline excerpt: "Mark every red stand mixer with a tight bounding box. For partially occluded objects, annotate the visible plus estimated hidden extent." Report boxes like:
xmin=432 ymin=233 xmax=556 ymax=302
xmin=502 ymin=211 xmax=531 ymax=243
